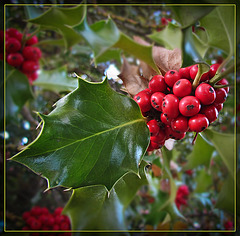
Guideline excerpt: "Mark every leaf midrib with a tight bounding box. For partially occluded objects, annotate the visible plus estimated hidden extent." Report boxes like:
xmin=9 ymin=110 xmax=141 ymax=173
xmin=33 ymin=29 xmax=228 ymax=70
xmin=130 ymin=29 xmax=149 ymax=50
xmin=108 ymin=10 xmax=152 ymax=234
xmin=17 ymin=118 xmax=145 ymax=158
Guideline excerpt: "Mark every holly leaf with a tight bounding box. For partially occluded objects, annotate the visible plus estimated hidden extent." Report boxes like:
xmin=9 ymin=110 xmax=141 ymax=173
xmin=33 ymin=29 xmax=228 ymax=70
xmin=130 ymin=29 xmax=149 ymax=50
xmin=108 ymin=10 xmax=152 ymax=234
xmin=183 ymin=134 xmax=215 ymax=170
xmin=33 ymin=66 xmax=78 ymax=93
xmin=171 ymin=6 xmax=215 ymax=29
xmin=194 ymin=168 xmax=212 ymax=193
xmin=11 ymin=78 xmax=149 ymax=191
xmin=63 ymin=161 xmax=148 ymax=230
xmin=203 ymin=129 xmax=234 ymax=178
xmin=118 ymin=57 xmax=148 ymax=97
xmin=215 ymin=174 xmax=234 ymax=214
xmin=148 ymin=23 xmax=183 ymax=50
xmin=4 ymin=64 xmax=34 ymax=124
xmin=200 ymin=6 xmax=234 ymax=55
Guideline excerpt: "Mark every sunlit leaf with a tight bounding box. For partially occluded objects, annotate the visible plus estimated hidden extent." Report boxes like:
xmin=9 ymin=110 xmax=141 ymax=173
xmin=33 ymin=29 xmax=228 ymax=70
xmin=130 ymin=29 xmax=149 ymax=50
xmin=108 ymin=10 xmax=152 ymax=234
xmin=11 ymin=78 xmax=149 ymax=190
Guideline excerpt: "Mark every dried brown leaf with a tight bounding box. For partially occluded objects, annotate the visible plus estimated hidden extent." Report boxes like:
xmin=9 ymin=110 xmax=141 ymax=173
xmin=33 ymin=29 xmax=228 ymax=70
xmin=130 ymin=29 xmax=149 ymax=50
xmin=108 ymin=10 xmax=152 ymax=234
xmin=118 ymin=57 xmax=148 ymax=97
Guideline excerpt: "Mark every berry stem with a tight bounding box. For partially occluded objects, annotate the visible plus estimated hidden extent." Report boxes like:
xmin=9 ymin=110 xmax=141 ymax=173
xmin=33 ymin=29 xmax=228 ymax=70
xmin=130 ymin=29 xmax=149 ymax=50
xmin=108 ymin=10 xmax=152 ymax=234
xmin=192 ymin=62 xmax=210 ymax=90
xmin=213 ymin=84 xmax=232 ymax=89
xmin=192 ymin=132 xmax=199 ymax=145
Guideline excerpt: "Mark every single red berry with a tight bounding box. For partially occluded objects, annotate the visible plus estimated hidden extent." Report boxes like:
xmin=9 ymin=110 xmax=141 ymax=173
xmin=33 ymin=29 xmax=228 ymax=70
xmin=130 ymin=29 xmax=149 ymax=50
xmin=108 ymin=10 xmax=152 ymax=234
xmin=160 ymin=112 xmax=172 ymax=125
xmin=151 ymin=92 xmax=165 ymax=111
xmin=6 ymin=37 xmax=21 ymax=53
xmin=195 ymin=83 xmax=216 ymax=105
xmin=178 ymin=66 xmax=191 ymax=79
xmin=41 ymin=207 xmax=49 ymax=215
xmin=134 ymin=90 xmax=152 ymax=113
xmin=54 ymin=207 xmax=63 ymax=216
xmin=217 ymin=78 xmax=229 ymax=93
xmin=173 ymin=79 xmax=192 ymax=97
xmin=26 ymin=216 xmax=37 ymax=226
xmin=171 ymin=115 xmax=189 ymax=132
xmin=147 ymin=119 xmax=160 ymax=136
xmin=147 ymin=141 xmax=158 ymax=151
xmin=46 ymin=215 xmax=55 ymax=226
xmin=162 ymin=94 xmax=179 ymax=119
xmin=188 ymin=114 xmax=209 ymax=132
xmin=213 ymin=102 xmax=223 ymax=112
xmin=26 ymin=35 xmax=38 ymax=46
xmin=38 ymin=214 xmax=50 ymax=226
xmin=165 ymin=126 xmax=186 ymax=140
xmin=215 ymin=88 xmax=228 ymax=104
xmin=149 ymin=75 xmax=167 ymax=93
xmin=179 ymin=96 xmax=201 ymax=117
xmin=27 ymin=71 xmax=38 ymax=83
xmin=151 ymin=129 xmax=166 ymax=144
xmin=22 ymin=61 xmax=39 ymax=74
xmin=22 ymin=46 xmax=42 ymax=61
xmin=7 ymin=53 xmax=24 ymax=67
xmin=200 ymin=105 xmax=218 ymax=123
xmin=161 ymin=17 xmax=169 ymax=25
xmin=60 ymin=222 xmax=70 ymax=230
xmin=190 ymin=64 xmax=209 ymax=81
xmin=6 ymin=28 xmax=22 ymax=42
xmin=209 ymin=63 xmax=220 ymax=78
xmin=22 ymin=211 xmax=31 ymax=221
xmin=164 ymin=70 xmax=181 ymax=87
xmin=30 ymin=206 xmax=42 ymax=217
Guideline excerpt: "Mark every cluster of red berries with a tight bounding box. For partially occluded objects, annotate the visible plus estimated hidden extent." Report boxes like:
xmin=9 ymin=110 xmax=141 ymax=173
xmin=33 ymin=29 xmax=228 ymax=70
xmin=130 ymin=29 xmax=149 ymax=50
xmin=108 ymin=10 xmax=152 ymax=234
xmin=22 ymin=206 xmax=71 ymax=234
xmin=134 ymin=63 xmax=229 ymax=151
xmin=175 ymin=185 xmax=189 ymax=209
xmin=1 ymin=28 xmax=41 ymax=84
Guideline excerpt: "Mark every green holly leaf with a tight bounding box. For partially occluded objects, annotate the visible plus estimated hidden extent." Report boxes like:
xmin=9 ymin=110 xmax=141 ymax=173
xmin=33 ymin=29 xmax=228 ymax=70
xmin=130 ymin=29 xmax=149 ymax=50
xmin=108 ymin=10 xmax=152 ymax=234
xmin=29 ymin=4 xmax=86 ymax=48
xmin=63 ymin=161 xmax=148 ymax=231
xmin=11 ymin=78 xmax=149 ymax=191
xmin=33 ymin=66 xmax=78 ymax=93
xmin=4 ymin=64 xmax=34 ymax=124
xmin=171 ymin=6 xmax=215 ymax=29
xmin=148 ymin=23 xmax=182 ymax=50
xmin=215 ymin=174 xmax=234 ymax=214
xmin=200 ymin=6 xmax=234 ymax=55
xmin=194 ymin=168 xmax=212 ymax=193
xmin=183 ymin=134 xmax=215 ymax=170
xmin=203 ymin=129 xmax=234 ymax=178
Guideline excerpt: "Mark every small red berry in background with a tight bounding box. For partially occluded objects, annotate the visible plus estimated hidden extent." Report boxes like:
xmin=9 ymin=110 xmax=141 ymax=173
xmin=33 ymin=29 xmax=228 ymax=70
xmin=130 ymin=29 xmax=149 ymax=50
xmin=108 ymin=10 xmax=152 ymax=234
xmin=175 ymin=185 xmax=189 ymax=209
xmin=2 ymin=28 xmax=42 ymax=84
xmin=224 ymin=220 xmax=234 ymax=230
xmin=22 ymin=206 xmax=71 ymax=232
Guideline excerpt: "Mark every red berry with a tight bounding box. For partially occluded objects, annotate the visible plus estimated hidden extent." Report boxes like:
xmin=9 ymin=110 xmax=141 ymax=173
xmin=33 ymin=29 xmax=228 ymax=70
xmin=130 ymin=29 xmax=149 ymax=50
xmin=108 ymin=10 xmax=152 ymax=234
xmin=217 ymin=78 xmax=229 ymax=93
xmin=147 ymin=119 xmax=160 ymax=136
xmin=26 ymin=216 xmax=36 ymax=226
xmin=54 ymin=207 xmax=63 ymax=215
xmin=6 ymin=37 xmax=21 ymax=53
xmin=165 ymin=126 xmax=186 ymax=140
xmin=26 ymin=35 xmax=38 ymax=46
xmin=215 ymin=88 xmax=228 ymax=104
xmin=30 ymin=219 xmax=42 ymax=230
xmin=30 ymin=206 xmax=42 ymax=216
xmin=134 ymin=91 xmax=152 ymax=113
xmin=160 ymin=112 xmax=172 ymax=125
xmin=21 ymin=61 xmax=39 ymax=74
xmin=23 ymin=46 xmax=42 ymax=61
xmin=27 ymin=71 xmax=39 ymax=83
xmin=171 ymin=115 xmax=189 ymax=132
xmin=214 ymin=102 xmax=223 ymax=112
xmin=188 ymin=114 xmax=209 ymax=132
xmin=195 ymin=83 xmax=216 ymax=105
xmin=151 ymin=92 xmax=165 ymax=111
xmin=161 ymin=17 xmax=169 ymax=25
xmin=200 ymin=105 xmax=218 ymax=123
xmin=190 ymin=64 xmax=209 ymax=81
xmin=52 ymin=224 xmax=60 ymax=230
xmin=149 ymin=75 xmax=167 ymax=93
xmin=7 ymin=53 xmax=24 ymax=67
xmin=164 ymin=70 xmax=181 ymax=87
xmin=173 ymin=79 xmax=192 ymax=97
xmin=178 ymin=67 xmax=191 ymax=79
xmin=60 ymin=222 xmax=70 ymax=230
xmin=151 ymin=129 xmax=166 ymax=144
xmin=179 ymin=96 xmax=201 ymax=117
xmin=39 ymin=214 xmax=50 ymax=225
xmin=6 ymin=28 xmax=22 ymax=42
xmin=22 ymin=211 xmax=31 ymax=221
xmin=162 ymin=94 xmax=179 ymax=119
xmin=46 ymin=215 xmax=55 ymax=226
xmin=209 ymin=63 xmax=220 ymax=78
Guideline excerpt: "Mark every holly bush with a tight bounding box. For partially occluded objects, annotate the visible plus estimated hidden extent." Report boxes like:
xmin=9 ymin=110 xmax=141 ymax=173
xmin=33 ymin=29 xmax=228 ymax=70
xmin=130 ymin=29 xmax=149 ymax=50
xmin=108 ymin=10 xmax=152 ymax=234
xmin=2 ymin=2 xmax=238 ymax=234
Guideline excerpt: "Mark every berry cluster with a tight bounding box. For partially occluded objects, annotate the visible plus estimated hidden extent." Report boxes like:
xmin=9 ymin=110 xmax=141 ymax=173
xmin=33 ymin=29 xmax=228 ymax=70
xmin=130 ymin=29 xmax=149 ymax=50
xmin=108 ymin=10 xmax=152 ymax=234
xmin=134 ymin=63 xmax=229 ymax=151
xmin=175 ymin=185 xmax=189 ymax=209
xmin=1 ymin=28 xmax=41 ymax=84
xmin=22 ymin=206 xmax=71 ymax=234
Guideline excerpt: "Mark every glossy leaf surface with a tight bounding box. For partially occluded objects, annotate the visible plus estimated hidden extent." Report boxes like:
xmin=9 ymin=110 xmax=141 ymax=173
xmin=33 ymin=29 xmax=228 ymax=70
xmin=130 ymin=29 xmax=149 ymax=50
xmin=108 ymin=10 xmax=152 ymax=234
xmin=63 ymin=161 xmax=148 ymax=230
xmin=12 ymin=78 xmax=149 ymax=190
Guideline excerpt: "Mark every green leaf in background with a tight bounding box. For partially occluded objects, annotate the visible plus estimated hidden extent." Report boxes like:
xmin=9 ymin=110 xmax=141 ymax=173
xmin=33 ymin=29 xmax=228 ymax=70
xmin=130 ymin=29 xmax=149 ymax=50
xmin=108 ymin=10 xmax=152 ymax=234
xmin=215 ymin=174 xmax=234 ymax=214
xmin=25 ymin=5 xmax=44 ymax=19
xmin=11 ymin=78 xmax=149 ymax=191
xmin=33 ymin=66 xmax=78 ymax=93
xmin=183 ymin=134 xmax=215 ymax=170
xmin=63 ymin=161 xmax=148 ymax=231
xmin=203 ymin=129 xmax=234 ymax=178
xmin=194 ymin=168 xmax=212 ymax=193
xmin=171 ymin=6 xmax=215 ymax=29
xmin=148 ymin=23 xmax=182 ymax=50
xmin=29 ymin=4 xmax=86 ymax=48
xmin=200 ymin=6 xmax=234 ymax=55
xmin=4 ymin=64 xmax=34 ymax=124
